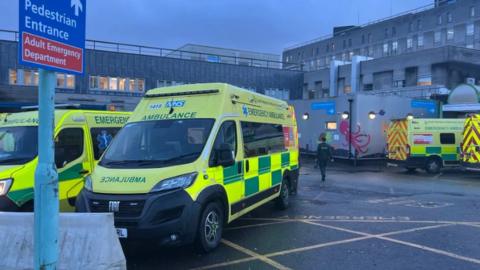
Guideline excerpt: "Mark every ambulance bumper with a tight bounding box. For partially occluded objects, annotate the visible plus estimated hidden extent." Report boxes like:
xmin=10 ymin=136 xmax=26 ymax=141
xmin=76 ymin=189 xmax=201 ymax=246
xmin=387 ymin=157 xmax=426 ymax=168
xmin=0 ymin=196 xmax=20 ymax=211
xmin=461 ymin=161 xmax=480 ymax=171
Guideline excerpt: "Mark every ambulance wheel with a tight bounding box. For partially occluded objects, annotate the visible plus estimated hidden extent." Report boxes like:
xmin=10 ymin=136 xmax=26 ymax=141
xmin=425 ymin=158 xmax=442 ymax=174
xmin=275 ymin=179 xmax=290 ymax=210
xmin=195 ymin=201 xmax=224 ymax=253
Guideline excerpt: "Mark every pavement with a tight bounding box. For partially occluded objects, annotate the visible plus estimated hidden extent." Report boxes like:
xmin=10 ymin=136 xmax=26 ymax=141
xmin=125 ymin=163 xmax=480 ymax=270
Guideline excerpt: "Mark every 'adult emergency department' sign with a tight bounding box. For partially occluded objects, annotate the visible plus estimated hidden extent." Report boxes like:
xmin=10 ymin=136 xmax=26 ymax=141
xmin=19 ymin=0 xmax=86 ymax=74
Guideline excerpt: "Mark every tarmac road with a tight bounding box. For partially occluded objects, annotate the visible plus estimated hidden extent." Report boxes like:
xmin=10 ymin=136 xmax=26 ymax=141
xmin=125 ymin=164 xmax=480 ymax=270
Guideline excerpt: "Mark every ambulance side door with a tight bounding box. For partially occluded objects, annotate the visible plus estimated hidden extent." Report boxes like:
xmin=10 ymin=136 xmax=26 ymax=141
xmin=55 ymin=126 xmax=90 ymax=211
xmin=209 ymin=120 xmax=243 ymax=212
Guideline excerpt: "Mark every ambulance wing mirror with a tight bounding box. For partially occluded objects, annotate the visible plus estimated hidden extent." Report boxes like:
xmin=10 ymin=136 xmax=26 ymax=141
xmin=215 ymin=143 xmax=235 ymax=167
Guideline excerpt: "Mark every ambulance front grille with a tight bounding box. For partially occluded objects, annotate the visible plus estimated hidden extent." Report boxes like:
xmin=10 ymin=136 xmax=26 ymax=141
xmin=90 ymin=200 xmax=145 ymax=218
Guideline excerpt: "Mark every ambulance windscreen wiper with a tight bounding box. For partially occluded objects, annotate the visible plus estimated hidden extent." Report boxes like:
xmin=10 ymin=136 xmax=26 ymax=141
xmin=101 ymin=159 xmax=154 ymax=167
xmin=158 ymin=152 xmax=202 ymax=165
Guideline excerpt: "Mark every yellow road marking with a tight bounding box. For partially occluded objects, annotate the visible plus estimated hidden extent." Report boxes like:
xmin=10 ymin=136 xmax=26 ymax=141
xmin=194 ymin=219 xmax=480 ymax=269
xmin=221 ymin=239 xmax=291 ymax=270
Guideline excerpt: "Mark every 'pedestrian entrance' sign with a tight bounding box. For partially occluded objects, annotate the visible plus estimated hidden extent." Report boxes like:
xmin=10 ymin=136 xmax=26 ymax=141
xmin=19 ymin=0 xmax=86 ymax=74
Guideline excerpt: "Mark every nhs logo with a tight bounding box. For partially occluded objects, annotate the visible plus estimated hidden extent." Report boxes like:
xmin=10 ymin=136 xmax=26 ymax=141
xmin=166 ymin=100 xmax=186 ymax=108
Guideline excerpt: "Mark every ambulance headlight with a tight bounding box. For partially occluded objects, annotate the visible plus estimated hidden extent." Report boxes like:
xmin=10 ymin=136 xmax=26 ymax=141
xmin=151 ymin=173 xmax=198 ymax=193
xmin=84 ymin=175 xmax=93 ymax=191
xmin=0 ymin=178 xmax=13 ymax=196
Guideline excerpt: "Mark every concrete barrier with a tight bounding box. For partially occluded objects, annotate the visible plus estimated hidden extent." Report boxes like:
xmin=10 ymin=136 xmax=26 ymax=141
xmin=0 ymin=212 xmax=126 ymax=270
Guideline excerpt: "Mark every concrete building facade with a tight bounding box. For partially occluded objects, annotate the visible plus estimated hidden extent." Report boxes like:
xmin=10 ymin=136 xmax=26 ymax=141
xmin=0 ymin=33 xmax=303 ymax=111
xmin=283 ymin=0 xmax=480 ymax=99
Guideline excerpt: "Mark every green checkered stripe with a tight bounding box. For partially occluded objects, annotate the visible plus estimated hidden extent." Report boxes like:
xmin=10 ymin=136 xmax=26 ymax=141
xmin=411 ymin=146 xmax=461 ymax=161
xmin=222 ymin=152 xmax=298 ymax=197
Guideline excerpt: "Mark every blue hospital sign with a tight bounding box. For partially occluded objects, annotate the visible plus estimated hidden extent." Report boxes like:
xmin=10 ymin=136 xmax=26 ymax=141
xmin=19 ymin=0 xmax=86 ymax=74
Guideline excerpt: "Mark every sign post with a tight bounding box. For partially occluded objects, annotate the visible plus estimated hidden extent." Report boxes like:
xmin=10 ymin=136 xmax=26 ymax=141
xmin=19 ymin=1 xmax=85 ymax=269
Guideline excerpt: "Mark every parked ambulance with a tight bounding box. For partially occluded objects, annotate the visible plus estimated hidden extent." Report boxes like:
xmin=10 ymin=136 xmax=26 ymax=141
xmin=461 ymin=114 xmax=480 ymax=171
xmin=0 ymin=109 xmax=130 ymax=211
xmin=76 ymin=83 xmax=299 ymax=252
xmin=387 ymin=118 xmax=464 ymax=174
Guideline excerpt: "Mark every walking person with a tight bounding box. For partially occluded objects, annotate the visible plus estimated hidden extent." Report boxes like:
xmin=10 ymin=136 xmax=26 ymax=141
xmin=317 ymin=136 xmax=333 ymax=182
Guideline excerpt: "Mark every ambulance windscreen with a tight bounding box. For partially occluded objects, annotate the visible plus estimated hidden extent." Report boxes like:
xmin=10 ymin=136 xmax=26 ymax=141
xmin=0 ymin=126 xmax=38 ymax=165
xmin=100 ymin=119 xmax=215 ymax=168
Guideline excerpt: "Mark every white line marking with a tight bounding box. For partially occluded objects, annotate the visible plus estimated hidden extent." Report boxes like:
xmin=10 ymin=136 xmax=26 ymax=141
xmin=225 ymin=220 xmax=292 ymax=231
xmin=388 ymin=200 xmax=417 ymax=205
xmin=304 ymin=221 xmax=480 ymax=265
xmin=376 ymin=236 xmax=480 ymax=265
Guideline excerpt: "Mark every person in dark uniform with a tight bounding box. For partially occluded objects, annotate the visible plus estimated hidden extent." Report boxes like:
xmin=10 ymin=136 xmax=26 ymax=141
xmin=317 ymin=136 xmax=333 ymax=181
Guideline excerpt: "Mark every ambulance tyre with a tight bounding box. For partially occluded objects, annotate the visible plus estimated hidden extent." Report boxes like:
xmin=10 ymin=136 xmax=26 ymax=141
xmin=425 ymin=157 xmax=442 ymax=174
xmin=195 ymin=201 xmax=224 ymax=253
xmin=275 ymin=178 xmax=290 ymax=210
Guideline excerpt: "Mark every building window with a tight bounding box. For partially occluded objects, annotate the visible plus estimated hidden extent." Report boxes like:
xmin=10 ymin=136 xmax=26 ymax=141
xmin=470 ymin=6 xmax=476 ymax=17
xmin=119 ymin=78 xmax=126 ymax=91
xmin=434 ymin=31 xmax=441 ymax=43
xmin=109 ymin=77 xmax=118 ymax=90
xmin=437 ymin=15 xmax=443 ymax=25
xmin=409 ymin=22 xmax=413 ymax=32
xmin=418 ymin=35 xmax=424 ymax=47
xmin=417 ymin=19 xmax=422 ymax=30
xmin=66 ymin=74 xmax=74 ymax=89
xmin=348 ymin=38 xmax=352 ymax=47
xmin=56 ymin=74 xmax=66 ymax=88
xmin=392 ymin=41 xmax=398 ymax=54
xmin=8 ymin=69 xmax=73 ymax=88
xmin=392 ymin=26 xmax=396 ymax=36
xmin=24 ymin=70 xmax=33 ymax=86
xmin=361 ymin=34 xmax=365 ymax=44
xmin=447 ymin=27 xmax=454 ymax=40
xmin=447 ymin=12 xmax=452 ymax=23
xmin=326 ymin=122 xmax=337 ymax=130
xmin=367 ymin=33 xmax=372 ymax=43
xmin=343 ymin=40 xmax=346 ymax=49
xmin=467 ymin=23 xmax=475 ymax=36
xmin=407 ymin=38 xmax=413 ymax=49
xmin=8 ymin=69 xmax=17 ymax=85
xmin=89 ymin=76 xmax=98 ymax=89
xmin=383 ymin=43 xmax=389 ymax=55
xmin=384 ymin=28 xmax=388 ymax=38
xmin=99 ymin=76 xmax=108 ymax=90
xmin=89 ymin=76 xmax=145 ymax=92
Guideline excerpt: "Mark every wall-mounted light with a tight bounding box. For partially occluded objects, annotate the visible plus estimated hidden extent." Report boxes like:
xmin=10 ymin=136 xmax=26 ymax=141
xmin=406 ymin=113 xmax=414 ymax=120
xmin=341 ymin=111 xmax=349 ymax=119
xmin=368 ymin=111 xmax=376 ymax=120
xmin=302 ymin=112 xmax=310 ymax=120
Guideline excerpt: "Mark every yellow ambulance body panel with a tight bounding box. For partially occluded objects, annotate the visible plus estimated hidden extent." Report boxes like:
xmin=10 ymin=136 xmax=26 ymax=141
xmin=76 ymin=83 xmax=299 ymax=250
xmin=461 ymin=114 xmax=480 ymax=171
xmin=0 ymin=109 xmax=130 ymax=211
xmin=387 ymin=118 xmax=464 ymax=173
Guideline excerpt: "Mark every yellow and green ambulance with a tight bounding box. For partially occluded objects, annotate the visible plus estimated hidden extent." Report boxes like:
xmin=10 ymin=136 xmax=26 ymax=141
xmin=387 ymin=118 xmax=464 ymax=174
xmin=461 ymin=114 xmax=480 ymax=171
xmin=76 ymin=83 xmax=299 ymax=252
xmin=0 ymin=109 xmax=130 ymax=211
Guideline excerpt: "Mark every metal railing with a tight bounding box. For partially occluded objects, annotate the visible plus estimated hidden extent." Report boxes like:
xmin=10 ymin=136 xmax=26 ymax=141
xmin=0 ymin=29 xmax=303 ymax=71
xmin=363 ymin=84 xmax=448 ymax=99
xmin=284 ymin=2 xmax=440 ymax=51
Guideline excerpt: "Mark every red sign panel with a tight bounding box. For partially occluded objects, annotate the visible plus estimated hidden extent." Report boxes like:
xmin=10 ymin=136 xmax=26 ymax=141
xmin=21 ymin=32 xmax=83 ymax=74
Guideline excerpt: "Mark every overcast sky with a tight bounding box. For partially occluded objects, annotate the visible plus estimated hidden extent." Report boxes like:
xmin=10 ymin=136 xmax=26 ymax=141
xmin=1 ymin=0 xmax=432 ymax=54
